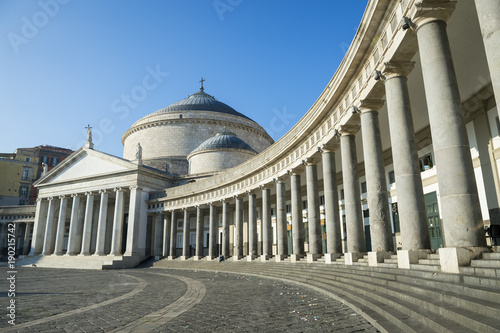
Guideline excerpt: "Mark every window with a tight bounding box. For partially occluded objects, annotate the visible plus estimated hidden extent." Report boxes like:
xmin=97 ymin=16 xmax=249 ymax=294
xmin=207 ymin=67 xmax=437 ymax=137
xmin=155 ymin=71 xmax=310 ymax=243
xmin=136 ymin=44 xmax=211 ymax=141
xmin=388 ymin=171 xmax=395 ymax=184
xmin=25 ymin=157 xmax=30 ymax=162
xmin=285 ymin=204 xmax=291 ymax=213
xmin=419 ymin=154 xmax=433 ymax=172
xmin=51 ymin=157 xmax=59 ymax=166
xmin=21 ymin=168 xmax=30 ymax=180
xmin=41 ymin=156 xmax=48 ymax=164
xmin=19 ymin=185 xmax=28 ymax=197
xmin=361 ymin=182 xmax=367 ymax=194
xmin=340 ymin=189 xmax=344 ymax=200
xmin=302 ymin=200 xmax=308 ymax=209
xmin=319 ymin=195 xmax=325 ymax=205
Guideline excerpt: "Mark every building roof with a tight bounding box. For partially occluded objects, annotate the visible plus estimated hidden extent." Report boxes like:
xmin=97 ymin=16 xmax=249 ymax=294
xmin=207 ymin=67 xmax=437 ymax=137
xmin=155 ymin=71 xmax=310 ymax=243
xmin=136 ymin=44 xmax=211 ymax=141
xmin=148 ymin=88 xmax=253 ymax=121
xmin=191 ymin=130 xmax=257 ymax=154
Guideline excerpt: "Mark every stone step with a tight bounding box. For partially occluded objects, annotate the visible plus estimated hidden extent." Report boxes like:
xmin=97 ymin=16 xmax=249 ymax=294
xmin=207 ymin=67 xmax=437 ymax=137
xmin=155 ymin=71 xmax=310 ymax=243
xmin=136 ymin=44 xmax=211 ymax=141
xmin=428 ymin=253 xmax=440 ymax=260
xmin=376 ymin=262 xmax=398 ymax=268
xmin=418 ymin=258 xmax=441 ymax=265
xmin=459 ymin=266 xmax=499 ymax=278
xmin=383 ymin=258 xmax=398 ymax=264
xmin=482 ymin=252 xmax=500 ymax=260
xmin=471 ymin=259 xmax=500 ymax=268
xmin=410 ymin=263 xmax=441 ymax=272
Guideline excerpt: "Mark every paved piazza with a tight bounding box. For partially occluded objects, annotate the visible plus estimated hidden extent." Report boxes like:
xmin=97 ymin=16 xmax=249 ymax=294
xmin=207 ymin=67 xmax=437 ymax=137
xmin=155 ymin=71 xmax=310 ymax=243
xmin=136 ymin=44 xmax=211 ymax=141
xmin=0 ymin=267 xmax=379 ymax=332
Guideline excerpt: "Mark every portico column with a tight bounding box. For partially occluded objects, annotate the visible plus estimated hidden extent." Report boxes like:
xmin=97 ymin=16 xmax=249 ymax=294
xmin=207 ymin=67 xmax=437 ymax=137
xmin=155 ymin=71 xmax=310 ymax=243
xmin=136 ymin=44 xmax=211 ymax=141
xmin=233 ymin=196 xmax=243 ymax=260
xmin=289 ymin=170 xmax=305 ymax=262
xmin=181 ymin=208 xmax=190 ymax=259
xmin=194 ymin=206 xmax=203 ymax=260
xmin=322 ymin=147 xmax=343 ymax=263
xmin=22 ymin=222 xmax=32 ymax=256
xmin=247 ymin=192 xmax=257 ymax=260
xmin=474 ymin=0 xmax=500 ymax=115
xmin=260 ymin=185 xmax=272 ymax=261
xmin=80 ymin=192 xmax=94 ymax=256
xmin=414 ymin=5 xmax=486 ymax=271
xmin=29 ymin=198 xmax=48 ymax=255
xmin=305 ymin=160 xmax=322 ymax=262
xmin=168 ymin=210 xmax=177 ymax=259
xmin=54 ymin=195 xmax=68 ymax=255
xmin=162 ymin=212 xmax=170 ymax=257
xmin=275 ymin=178 xmax=288 ymax=261
xmin=221 ymin=200 xmax=229 ymax=258
xmin=382 ymin=62 xmax=430 ymax=268
xmin=66 ymin=194 xmax=81 ymax=255
xmin=359 ymin=100 xmax=394 ymax=266
xmin=153 ymin=212 xmax=163 ymax=257
xmin=340 ymin=128 xmax=366 ymax=264
xmin=208 ymin=203 xmax=217 ymax=259
xmin=110 ymin=188 xmax=125 ymax=256
xmin=42 ymin=197 xmax=57 ymax=255
xmin=94 ymin=190 xmax=108 ymax=256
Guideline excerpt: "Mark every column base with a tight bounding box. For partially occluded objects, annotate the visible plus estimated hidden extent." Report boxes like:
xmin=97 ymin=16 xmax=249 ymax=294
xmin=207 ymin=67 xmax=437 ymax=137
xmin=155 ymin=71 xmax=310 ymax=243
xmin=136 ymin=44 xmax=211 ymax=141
xmin=78 ymin=252 xmax=91 ymax=256
xmin=397 ymin=249 xmax=429 ymax=269
xmin=345 ymin=252 xmax=363 ymax=265
xmin=275 ymin=255 xmax=287 ymax=262
xmin=368 ymin=251 xmax=392 ymax=267
xmin=167 ymin=256 xmax=176 ymax=260
xmin=246 ymin=255 xmax=257 ymax=261
xmin=180 ymin=256 xmax=189 ymax=260
xmin=324 ymin=253 xmax=341 ymax=264
xmin=307 ymin=253 xmax=322 ymax=263
xmin=205 ymin=256 xmax=216 ymax=261
xmin=290 ymin=254 xmax=304 ymax=263
xmin=193 ymin=256 xmax=204 ymax=261
xmin=53 ymin=252 xmax=64 ymax=256
xmin=439 ymin=247 xmax=489 ymax=273
xmin=232 ymin=255 xmax=242 ymax=261
xmin=261 ymin=254 xmax=272 ymax=262
xmin=93 ymin=253 xmax=107 ymax=257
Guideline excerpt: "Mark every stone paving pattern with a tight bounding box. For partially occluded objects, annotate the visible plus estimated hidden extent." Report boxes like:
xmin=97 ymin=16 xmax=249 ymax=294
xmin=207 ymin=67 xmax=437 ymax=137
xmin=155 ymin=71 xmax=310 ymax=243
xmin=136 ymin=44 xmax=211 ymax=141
xmin=0 ymin=267 xmax=378 ymax=332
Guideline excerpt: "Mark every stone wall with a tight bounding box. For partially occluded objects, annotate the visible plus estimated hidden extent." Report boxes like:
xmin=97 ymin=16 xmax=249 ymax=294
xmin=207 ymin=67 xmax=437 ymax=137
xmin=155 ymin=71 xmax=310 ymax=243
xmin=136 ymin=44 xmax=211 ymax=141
xmin=188 ymin=149 xmax=257 ymax=175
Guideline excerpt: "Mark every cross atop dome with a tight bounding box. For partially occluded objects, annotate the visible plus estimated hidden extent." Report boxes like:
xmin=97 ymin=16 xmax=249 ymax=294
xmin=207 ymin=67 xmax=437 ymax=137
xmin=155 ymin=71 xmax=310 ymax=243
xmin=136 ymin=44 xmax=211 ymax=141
xmin=200 ymin=77 xmax=205 ymax=91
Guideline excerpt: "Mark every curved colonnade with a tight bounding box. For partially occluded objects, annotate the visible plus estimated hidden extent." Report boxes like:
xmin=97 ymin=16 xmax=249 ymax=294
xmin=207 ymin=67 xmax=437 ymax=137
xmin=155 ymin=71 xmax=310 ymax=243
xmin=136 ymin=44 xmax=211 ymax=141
xmin=150 ymin=0 xmax=500 ymax=273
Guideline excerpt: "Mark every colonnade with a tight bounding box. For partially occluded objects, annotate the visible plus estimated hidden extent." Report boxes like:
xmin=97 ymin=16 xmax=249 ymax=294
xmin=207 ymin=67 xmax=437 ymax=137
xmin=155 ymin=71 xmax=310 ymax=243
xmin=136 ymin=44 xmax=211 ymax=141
xmin=29 ymin=186 xmax=144 ymax=257
xmin=0 ymin=222 xmax=33 ymax=256
xmin=155 ymin=2 xmax=497 ymax=271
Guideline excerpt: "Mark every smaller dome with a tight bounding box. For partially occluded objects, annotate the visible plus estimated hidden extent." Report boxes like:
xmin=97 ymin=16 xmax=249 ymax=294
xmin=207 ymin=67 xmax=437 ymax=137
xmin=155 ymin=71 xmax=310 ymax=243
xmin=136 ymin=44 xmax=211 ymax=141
xmin=191 ymin=130 xmax=257 ymax=154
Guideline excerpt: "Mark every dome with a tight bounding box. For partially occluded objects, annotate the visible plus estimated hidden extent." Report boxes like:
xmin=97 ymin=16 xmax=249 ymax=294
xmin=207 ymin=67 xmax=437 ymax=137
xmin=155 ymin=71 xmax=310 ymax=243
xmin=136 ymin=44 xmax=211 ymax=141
xmin=146 ymin=88 xmax=253 ymax=121
xmin=191 ymin=130 xmax=257 ymax=154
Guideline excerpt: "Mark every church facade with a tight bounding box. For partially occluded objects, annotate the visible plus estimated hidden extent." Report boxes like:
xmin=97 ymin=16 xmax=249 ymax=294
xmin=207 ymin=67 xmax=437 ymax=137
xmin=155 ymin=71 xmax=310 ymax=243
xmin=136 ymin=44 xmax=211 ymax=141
xmin=16 ymin=0 xmax=500 ymax=272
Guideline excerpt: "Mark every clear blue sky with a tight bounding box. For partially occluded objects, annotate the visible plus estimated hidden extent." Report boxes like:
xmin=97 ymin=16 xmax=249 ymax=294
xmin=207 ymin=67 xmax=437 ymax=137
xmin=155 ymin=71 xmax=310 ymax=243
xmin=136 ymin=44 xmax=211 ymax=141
xmin=0 ymin=0 xmax=368 ymax=158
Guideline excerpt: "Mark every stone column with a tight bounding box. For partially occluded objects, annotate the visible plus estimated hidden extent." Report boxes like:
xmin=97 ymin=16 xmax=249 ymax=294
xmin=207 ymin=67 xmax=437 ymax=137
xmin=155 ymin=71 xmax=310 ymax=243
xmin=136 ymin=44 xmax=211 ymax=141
xmin=42 ymin=197 xmax=56 ymax=255
xmin=54 ymin=196 xmax=68 ymax=255
xmin=194 ymin=206 xmax=204 ymax=260
xmin=221 ymin=200 xmax=230 ymax=258
xmin=208 ymin=203 xmax=217 ymax=260
xmin=414 ymin=5 xmax=487 ymax=271
xmin=22 ymin=222 xmax=32 ymax=256
xmin=289 ymin=170 xmax=305 ymax=262
xmin=275 ymin=178 xmax=288 ymax=261
xmin=109 ymin=188 xmax=125 ymax=256
xmin=233 ymin=196 xmax=243 ymax=260
xmin=94 ymin=190 xmax=108 ymax=256
xmin=261 ymin=185 xmax=272 ymax=261
xmin=305 ymin=160 xmax=322 ymax=262
xmin=382 ymin=62 xmax=430 ymax=268
xmin=168 ymin=210 xmax=177 ymax=259
xmin=322 ymin=147 xmax=342 ymax=263
xmin=66 ymin=194 xmax=81 ymax=255
xmin=181 ymin=208 xmax=190 ymax=259
xmin=162 ymin=212 xmax=170 ymax=257
xmin=125 ymin=186 xmax=147 ymax=257
xmin=359 ymin=100 xmax=394 ymax=266
xmin=247 ymin=192 xmax=257 ymax=260
xmin=474 ymin=0 xmax=500 ymax=117
xmin=29 ymin=198 xmax=49 ymax=255
xmin=340 ymin=128 xmax=366 ymax=264
xmin=153 ymin=212 xmax=163 ymax=257
xmin=80 ymin=192 xmax=94 ymax=255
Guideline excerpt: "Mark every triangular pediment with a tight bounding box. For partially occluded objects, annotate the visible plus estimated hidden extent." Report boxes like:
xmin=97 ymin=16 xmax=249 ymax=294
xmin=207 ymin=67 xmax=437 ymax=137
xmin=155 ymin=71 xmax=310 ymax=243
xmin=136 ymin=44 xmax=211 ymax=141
xmin=37 ymin=148 xmax=137 ymax=185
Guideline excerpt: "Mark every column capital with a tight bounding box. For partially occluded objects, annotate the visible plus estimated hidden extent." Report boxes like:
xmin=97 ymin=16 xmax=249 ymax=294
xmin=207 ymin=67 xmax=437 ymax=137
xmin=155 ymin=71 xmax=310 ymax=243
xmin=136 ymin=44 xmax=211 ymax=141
xmin=246 ymin=189 xmax=258 ymax=196
xmin=338 ymin=124 xmax=360 ymax=136
xmin=273 ymin=177 xmax=286 ymax=184
xmin=58 ymin=195 xmax=66 ymax=200
xmin=36 ymin=197 xmax=43 ymax=203
xmin=71 ymin=193 xmax=80 ymax=198
xmin=382 ymin=61 xmax=415 ymax=80
xmin=319 ymin=142 xmax=339 ymax=153
xmin=259 ymin=183 xmax=274 ymax=190
xmin=233 ymin=193 xmax=244 ymax=200
xmin=129 ymin=185 xmax=142 ymax=191
xmin=114 ymin=187 xmax=122 ymax=192
xmin=47 ymin=196 xmax=54 ymax=201
xmin=358 ymin=99 xmax=385 ymax=113
xmin=85 ymin=191 xmax=93 ymax=196
xmin=412 ymin=0 xmax=456 ymax=27
xmin=99 ymin=189 xmax=107 ymax=194
xmin=302 ymin=156 xmax=321 ymax=165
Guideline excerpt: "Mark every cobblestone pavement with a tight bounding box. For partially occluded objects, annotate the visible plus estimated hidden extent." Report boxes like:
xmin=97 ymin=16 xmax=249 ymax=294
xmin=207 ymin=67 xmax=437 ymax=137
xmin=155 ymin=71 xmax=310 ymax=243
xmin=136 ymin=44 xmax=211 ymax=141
xmin=0 ymin=267 xmax=379 ymax=332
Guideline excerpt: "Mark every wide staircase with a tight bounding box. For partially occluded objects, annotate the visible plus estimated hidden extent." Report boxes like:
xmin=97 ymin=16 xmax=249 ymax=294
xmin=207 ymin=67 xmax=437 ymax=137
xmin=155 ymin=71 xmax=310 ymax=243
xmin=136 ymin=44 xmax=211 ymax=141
xmin=152 ymin=251 xmax=500 ymax=333
xmin=11 ymin=254 xmax=145 ymax=269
